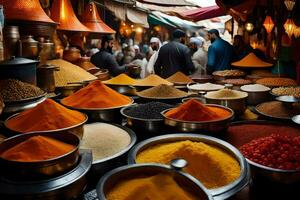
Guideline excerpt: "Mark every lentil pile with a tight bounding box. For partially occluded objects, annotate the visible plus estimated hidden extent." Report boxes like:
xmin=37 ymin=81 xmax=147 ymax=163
xmin=213 ymin=70 xmax=245 ymax=77
xmin=271 ymin=87 xmax=300 ymax=98
xmin=137 ymin=84 xmax=188 ymax=99
xmin=205 ymin=89 xmax=248 ymax=100
xmin=240 ymin=134 xmax=300 ymax=170
xmin=188 ymin=82 xmax=224 ymax=91
xmin=106 ymin=173 xmax=199 ymax=200
xmin=103 ymin=73 xmax=137 ymax=85
xmin=136 ymin=140 xmax=241 ymax=189
xmin=134 ymin=74 xmax=172 ymax=86
xmin=166 ymin=71 xmax=193 ymax=83
xmin=123 ymin=102 xmax=173 ymax=119
xmin=256 ymin=77 xmax=297 ymax=87
xmin=240 ymin=84 xmax=270 ymax=92
xmin=221 ymin=79 xmax=252 ymax=86
xmin=81 ymin=123 xmax=131 ymax=161
xmin=0 ymin=79 xmax=44 ymax=102
xmin=256 ymin=101 xmax=300 ymax=119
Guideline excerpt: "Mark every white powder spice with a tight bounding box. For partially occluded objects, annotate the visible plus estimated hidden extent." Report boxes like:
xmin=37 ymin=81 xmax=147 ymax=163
xmin=81 ymin=123 xmax=131 ymax=161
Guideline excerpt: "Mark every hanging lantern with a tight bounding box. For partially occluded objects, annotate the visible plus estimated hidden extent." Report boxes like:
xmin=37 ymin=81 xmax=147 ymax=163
xmin=50 ymin=0 xmax=90 ymax=32
xmin=293 ymin=26 xmax=300 ymax=38
xmin=284 ymin=18 xmax=296 ymax=38
xmin=284 ymin=0 xmax=295 ymax=11
xmin=245 ymin=22 xmax=254 ymax=32
xmin=263 ymin=15 xmax=274 ymax=34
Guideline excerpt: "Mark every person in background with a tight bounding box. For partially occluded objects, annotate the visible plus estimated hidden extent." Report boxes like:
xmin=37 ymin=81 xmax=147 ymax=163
xmin=91 ymin=35 xmax=134 ymax=76
xmin=189 ymin=37 xmax=208 ymax=75
xmin=143 ymin=37 xmax=161 ymax=77
xmin=154 ymin=29 xmax=195 ymax=78
xmin=206 ymin=29 xmax=233 ymax=74
xmin=232 ymin=35 xmax=253 ymax=62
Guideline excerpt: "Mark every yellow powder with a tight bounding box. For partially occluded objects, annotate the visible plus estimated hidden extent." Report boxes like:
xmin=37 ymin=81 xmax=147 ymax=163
xmin=166 ymin=72 xmax=193 ymax=83
xmin=102 ymin=74 xmax=137 ymax=85
xmin=134 ymin=74 xmax=173 ymax=86
xmin=231 ymin=53 xmax=273 ymax=67
xmin=205 ymin=89 xmax=248 ymax=100
xmin=136 ymin=140 xmax=241 ymax=189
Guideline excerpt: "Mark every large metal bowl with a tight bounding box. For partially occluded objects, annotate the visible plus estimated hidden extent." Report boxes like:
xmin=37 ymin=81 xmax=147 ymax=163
xmin=55 ymin=84 xmax=83 ymax=98
xmin=0 ymin=132 xmax=80 ymax=181
xmin=161 ymin=104 xmax=234 ymax=134
xmin=97 ymin=162 xmax=213 ymax=200
xmin=227 ymin=120 xmax=300 ymax=184
xmin=240 ymin=89 xmax=270 ymax=105
xmin=127 ymin=134 xmax=250 ymax=200
xmin=4 ymin=113 xmax=88 ymax=139
xmin=105 ymin=84 xmax=137 ymax=96
xmin=62 ymin=98 xmax=134 ymax=124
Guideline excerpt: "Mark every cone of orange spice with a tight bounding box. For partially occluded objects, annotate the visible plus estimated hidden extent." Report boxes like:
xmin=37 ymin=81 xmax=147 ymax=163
xmin=61 ymin=80 xmax=132 ymax=109
xmin=165 ymin=99 xmax=231 ymax=122
xmin=5 ymin=99 xmax=86 ymax=133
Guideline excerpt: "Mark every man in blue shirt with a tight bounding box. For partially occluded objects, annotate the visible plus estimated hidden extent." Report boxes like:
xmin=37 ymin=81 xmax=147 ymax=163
xmin=206 ymin=29 xmax=233 ymax=74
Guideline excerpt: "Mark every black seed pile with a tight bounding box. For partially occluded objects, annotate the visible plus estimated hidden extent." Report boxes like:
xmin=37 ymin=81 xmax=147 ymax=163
xmin=124 ymin=102 xmax=173 ymax=119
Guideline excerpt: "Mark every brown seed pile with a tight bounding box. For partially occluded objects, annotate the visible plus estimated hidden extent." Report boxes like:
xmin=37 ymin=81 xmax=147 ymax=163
xmin=272 ymin=87 xmax=300 ymax=98
xmin=221 ymin=79 xmax=252 ymax=86
xmin=256 ymin=101 xmax=300 ymax=119
xmin=256 ymin=78 xmax=297 ymax=87
xmin=137 ymin=84 xmax=188 ymax=98
xmin=0 ymin=79 xmax=45 ymax=102
xmin=213 ymin=70 xmax=245 ymax=77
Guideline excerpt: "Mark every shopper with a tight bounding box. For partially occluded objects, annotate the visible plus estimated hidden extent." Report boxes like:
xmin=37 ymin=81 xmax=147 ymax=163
xmin=189 ymin=37 xmax=208 ymax=75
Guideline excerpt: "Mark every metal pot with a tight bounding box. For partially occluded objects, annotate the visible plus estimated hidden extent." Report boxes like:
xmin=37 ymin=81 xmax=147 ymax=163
xmin=75 ymin=56 xmax=98 ymax=71
xmin=38 ymin=39 xmax=55 ymax=64
xmin=3 ymin=26 xmax=20 ymax=60
xmin=19 ymin=35 xmax=39 ymax=59
xmin=0 ymin=56 xmax=39 ymax=85
xmin=63 ymin=47 xmax=81 ymax=63
xmin=37 ymin=64 xmax=59 ymax=93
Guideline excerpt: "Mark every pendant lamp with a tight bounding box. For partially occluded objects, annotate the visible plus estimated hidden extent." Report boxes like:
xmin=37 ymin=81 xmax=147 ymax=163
xmin=284 ymin=0 xmax=295 ymax=11
xmin=263 ymin=15 xmax=274 ymax=34
xmin=245 ymin=22 xmax=254 ymax=32
xmin=81 ymin=2 xmax=115 ymax=34
xmin=50 ymin=0 xmax=90 ymax=32
xmin=284 ymin=18 xmax=296 ymax=38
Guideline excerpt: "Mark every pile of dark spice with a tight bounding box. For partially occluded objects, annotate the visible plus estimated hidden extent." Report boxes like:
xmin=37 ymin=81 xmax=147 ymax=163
xmin=123 ymin=102 xmax=173 ymax=119
xmin=137 ymin=84 xmax=188 ymax=98
xmin=0 ymin=79 xmax=45 ymax=102
xmin=256 ymin=101 xmax=300 ymax=119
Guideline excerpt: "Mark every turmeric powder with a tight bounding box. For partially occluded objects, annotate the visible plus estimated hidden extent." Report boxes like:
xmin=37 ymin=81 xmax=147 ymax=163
xmin=134 ymin=74 xmax=173 ymax=86
xmin=231 ymin=53 xmax=273 ymax=67
xmin=61 ymin=80 xmax=132 ymax=109
xmin=102 ymin=74 xmax=137 ymax=85
xmin=0 ymin=135 xmax=75 ymax=162
xmin=165 ymin=99 xmax=231 ymax=122
xmin=6 ymin=99 xmax=86 ymax=133
xmin=107 ymin=173 xmax=199 ymax=200
xmin=136 ymin=140 xmax=241 ymax=189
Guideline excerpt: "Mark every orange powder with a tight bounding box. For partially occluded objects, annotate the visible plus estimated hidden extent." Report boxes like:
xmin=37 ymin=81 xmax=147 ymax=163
xmin=134 ymin=74 xmax=173 ymax=86
xmin=231 ymin=53 xmax=273 ymax=67
xmin=166 ymin=71 xmax=193 ymax=83
xmin=103 ymin=74 xmax=137 ymax=85
xmin=165 ymin=99 xmax=231 ymax=122
xmin=0 ymin=135 xmax=75 ymax=162
xmin=61 ymin=80 xmax=132 ymax=109
xmin=6 ymin=99 xmax=86 ymax=133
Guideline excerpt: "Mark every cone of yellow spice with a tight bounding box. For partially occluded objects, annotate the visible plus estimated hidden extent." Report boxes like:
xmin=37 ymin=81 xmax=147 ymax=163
xmin=136 ymin=140 xmax=241 ymax=189
xmin=102 ymin=73 xmax=137 ymax=85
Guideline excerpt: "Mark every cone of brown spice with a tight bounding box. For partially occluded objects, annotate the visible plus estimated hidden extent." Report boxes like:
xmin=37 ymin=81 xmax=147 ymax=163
xmin=137 ymin=84 xmax=188 ymax=99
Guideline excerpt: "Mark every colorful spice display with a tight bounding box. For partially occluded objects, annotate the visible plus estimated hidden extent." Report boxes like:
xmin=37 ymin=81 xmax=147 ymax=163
xmin=271 ymin=87 xmax=300 ymax=98
xmin=256 ymin=101 xmax=300 ymax=119
xmin=165 ymin=99 xmax=231 ymax=122
xmin=256 ymin=77 xmax=297 ymax=87
xmin=240 ymin=134 xmax=300 ymax=170
xmin=82 ymin=123 xmax=131 ymax=161
xmin=61 ymin=80 xmax=132 ymax=109
xmin=136 ymin=140 xmax=241 ymax=189
xmin=240 ymin=84 xmax=270 ymax=92
xmin=205 ymin=89 xmax=248 ymax=100
xmin=137 ymin=84 xmax=188 ymax=99
xmin=227 ymin=123 xmax=300 ymax=148
xmin=47 ymin=59 xmax=96 ymax=87
xmin=221 ymin=79 xmax=252 ymax=86
xmin=0 ymin=136 xmax=75 ymax=162
xmin=0 ymin=79 xmax=44 ymax=102
xmin=231 ymin=53 xmax=273 ymax=67
xmin=134 ymin=74 xmax=172 ymax=86
xmin=102 ymin=73 xmax=137 ymax=85
xmin=123 ymin=102 xmax=173 ymax=119
xmin=188 ymin=82 xmax=224 ymax=91
xmin=106 ymin=173 xmax=199 ymax=200
xmin=213 ymin=70 xmax=245 ymax=77
xmin=6 ymin=99 xmax=86 ymax=133
xmin=166 ymin=71 xmax=193 ymax=84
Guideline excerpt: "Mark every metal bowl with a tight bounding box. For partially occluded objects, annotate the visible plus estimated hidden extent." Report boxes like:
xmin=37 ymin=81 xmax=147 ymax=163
xmin=105 ymin=84 xmax=137 ymax=96
xmin=62 ymin=98 xmax=134 ymax=123
xmin=240 ymin=89 xmax=270 ymax=105
xmin=127 ymin=134 xmax=250 ymax=199
xmin=276 ymin=95 xmax=300 ymax=103
xmin=137 ymin=95 xmax=189 ymax=105
xmin=4 ymin=113 xmax=88 ymax=139
xmin=161 ymin=104 xmax=234 ymax=134
xmin=97 ymin=162 xmax=213 ymax=200
xmin=292 ymin=115 xmax=300 ymax=125
xmin=227 ymin=120 xmax=300 ymax=184
xmin=0 ymin=132 xmax=80 ymax=181
xmin=190 ymin=75 xmax=214 ymax=83
xmin=255 ymin=101 xmax=298 ymax=120
xmin=55 ymin=84 xmax=83 ymax=98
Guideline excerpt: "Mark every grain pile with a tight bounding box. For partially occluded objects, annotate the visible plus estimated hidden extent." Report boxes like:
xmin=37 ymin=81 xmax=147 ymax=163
xmin=240 ymin=84 xmax=270 ymax=92
xmin=271 ymin=87 xmax=300 ymax=98
xmin=188 ymin=83 xmax=224 ymax=91
xmin=0 ymin=79 xmax=44 ymax=102
xmin=205 ymin=89 xmax=248 ymax=100
xmin=47 ymin=59 xmax=97 ymax=87
xmin=256 ymin=101 xmax=300 ymax=119
xmin=256 ymin=77 xmax=297 ymax=87
xmin=221 ymin=79 xmax=252 ymax=86
xmin=137 ymin=84 xmax=188 ymax=99
xmin=135 ymin=74 xmax=172 ymax=86
xmin=82 ymin=123 xmax=131 ymax=161
xmin=166 ymin=72 xmax=193 ymax=84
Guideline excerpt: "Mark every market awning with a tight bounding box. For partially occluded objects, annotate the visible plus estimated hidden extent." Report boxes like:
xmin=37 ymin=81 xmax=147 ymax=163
xmin=178 ymin=5 xmax=226 ymax=22
xmin=135 ymin=1 xmax=197 ymax=14
xmin=137 ymin=0 xmax=195 ymax=6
